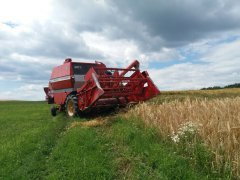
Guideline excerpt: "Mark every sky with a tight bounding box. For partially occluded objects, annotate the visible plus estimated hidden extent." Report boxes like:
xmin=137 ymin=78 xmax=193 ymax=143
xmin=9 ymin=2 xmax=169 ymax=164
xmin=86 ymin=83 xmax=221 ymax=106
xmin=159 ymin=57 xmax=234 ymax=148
xmin=0 ymin=0 xmax=240 ymax=100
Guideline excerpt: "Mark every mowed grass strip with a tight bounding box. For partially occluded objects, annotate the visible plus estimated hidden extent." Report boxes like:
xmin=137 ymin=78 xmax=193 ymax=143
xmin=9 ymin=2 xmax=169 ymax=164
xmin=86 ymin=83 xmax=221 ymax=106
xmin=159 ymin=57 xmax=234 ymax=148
xmin=46 ymin=116 xmax=223 ymax=179
xmin=46 ymin=126 xmax=115 ymax=179
xmin=0 ymin=101 xmax=68 ymax=179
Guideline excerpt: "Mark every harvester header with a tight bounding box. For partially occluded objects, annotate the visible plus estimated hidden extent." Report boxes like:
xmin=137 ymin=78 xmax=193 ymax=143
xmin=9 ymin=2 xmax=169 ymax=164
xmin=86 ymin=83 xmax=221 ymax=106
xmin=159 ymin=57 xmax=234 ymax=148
xmin=44 ymin=58 xmax=160 ymax=117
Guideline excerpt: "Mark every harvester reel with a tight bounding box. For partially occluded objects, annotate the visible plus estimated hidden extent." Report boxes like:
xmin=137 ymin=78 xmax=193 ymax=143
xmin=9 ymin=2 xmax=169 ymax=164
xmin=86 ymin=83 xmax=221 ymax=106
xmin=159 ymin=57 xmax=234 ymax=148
xmin=65 ymin=95 xmax=80 ymax=117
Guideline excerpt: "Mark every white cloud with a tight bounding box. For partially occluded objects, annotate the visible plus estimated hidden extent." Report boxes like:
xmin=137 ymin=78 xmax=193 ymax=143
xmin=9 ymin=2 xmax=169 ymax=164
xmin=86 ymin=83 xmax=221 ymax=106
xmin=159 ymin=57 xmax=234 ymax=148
xmin=149 ymin=39 xmax=240 ymax=90
xmin=0 ymin=84 xmax=45 ymax=100
xmin=201 ymin=39 xmax=240 ymax=63
xmin=82 ymin=32 xmax=181 ymax=69
xmin=0 ymin=0 xmax=52 ymax=24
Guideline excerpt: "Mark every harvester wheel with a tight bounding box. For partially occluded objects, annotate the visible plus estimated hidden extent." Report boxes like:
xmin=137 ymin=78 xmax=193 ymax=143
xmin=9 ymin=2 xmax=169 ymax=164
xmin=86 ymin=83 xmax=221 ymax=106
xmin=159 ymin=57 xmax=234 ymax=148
xmin=51 ymin=106 xmax=57 ymax=116
xmin=65 ymin=95 xmax=80 ymax=117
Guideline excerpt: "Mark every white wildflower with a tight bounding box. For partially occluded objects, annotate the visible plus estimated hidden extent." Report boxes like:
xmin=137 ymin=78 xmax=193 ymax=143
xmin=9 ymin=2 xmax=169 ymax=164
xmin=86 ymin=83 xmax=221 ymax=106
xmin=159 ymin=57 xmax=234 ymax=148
xmin=171 ymin=121 xmax=201 ymax=143
xmin=171 ymin=134 xmax=180 ymax=143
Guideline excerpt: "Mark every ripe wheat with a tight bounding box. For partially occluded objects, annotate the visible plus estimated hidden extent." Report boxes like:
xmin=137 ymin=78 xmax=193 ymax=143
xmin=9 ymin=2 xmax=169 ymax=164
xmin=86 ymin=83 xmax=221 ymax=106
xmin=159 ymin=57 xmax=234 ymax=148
xmin=127 ymin=97 xmax=240 ymax=176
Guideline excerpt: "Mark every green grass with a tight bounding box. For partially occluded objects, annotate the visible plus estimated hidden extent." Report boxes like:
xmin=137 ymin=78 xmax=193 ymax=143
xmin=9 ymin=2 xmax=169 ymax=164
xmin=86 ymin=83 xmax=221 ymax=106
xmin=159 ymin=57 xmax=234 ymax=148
xmin=46 ymin=126 xmax=115 ymax=179
xmin=0 ymin=90 xmax=236 ymax=179
xmin=0 ymin=101 xmax=67 ymax=179
xmin=45 ymin=118 xmax=211 ymax=180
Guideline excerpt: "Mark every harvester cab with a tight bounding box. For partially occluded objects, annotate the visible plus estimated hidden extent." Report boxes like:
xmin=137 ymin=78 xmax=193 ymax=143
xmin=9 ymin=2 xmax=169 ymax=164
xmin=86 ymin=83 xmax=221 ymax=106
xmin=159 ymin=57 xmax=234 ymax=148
xmin=44 ymin=58 xmax=160 ymax=117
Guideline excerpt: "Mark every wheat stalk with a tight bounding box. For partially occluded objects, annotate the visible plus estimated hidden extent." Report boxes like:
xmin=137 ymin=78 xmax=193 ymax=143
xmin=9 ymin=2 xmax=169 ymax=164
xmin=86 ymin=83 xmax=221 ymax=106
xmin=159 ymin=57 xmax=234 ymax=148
xmin=126 ymin=97 xmax=240 ymax=176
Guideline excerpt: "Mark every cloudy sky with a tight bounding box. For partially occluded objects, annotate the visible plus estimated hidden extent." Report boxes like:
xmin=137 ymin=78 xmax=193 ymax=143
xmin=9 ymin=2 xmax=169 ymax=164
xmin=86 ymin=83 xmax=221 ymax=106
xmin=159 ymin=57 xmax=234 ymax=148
xmin=0 ymin=0 xmax=240 ymax=100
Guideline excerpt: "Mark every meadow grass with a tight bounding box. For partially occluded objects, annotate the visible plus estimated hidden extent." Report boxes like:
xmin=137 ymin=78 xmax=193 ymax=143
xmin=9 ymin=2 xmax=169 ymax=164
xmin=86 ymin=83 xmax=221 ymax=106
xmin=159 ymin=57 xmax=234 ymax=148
xmin=0 ymin=101 xmax=68 ymax=179
xmin=0 ymin=99 xmax=231 ymax=179
xmin=45 ymin=116 xmax=226 ymax=179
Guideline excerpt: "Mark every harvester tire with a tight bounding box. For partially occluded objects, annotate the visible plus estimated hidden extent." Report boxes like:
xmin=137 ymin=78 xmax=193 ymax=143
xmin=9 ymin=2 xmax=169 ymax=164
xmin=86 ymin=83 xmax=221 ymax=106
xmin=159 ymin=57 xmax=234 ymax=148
xmin=65 ymin=95 xmax=80 ymax=117
xmin=51 ymin=106 xmax=57 ymax=116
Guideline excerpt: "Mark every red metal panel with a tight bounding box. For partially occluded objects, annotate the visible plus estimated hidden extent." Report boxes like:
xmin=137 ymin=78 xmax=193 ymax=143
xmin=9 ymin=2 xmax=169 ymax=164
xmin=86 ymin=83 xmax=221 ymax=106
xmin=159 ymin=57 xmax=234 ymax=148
xmin=50 ymin=79 xmax=73 ymax=90
xmin=76 ymin=68 xmax=104 ymax=111
xmin=53 ymin=92 xmax=69 ymax=105
xmin=50 ymin=62 xmax=72 ymax=79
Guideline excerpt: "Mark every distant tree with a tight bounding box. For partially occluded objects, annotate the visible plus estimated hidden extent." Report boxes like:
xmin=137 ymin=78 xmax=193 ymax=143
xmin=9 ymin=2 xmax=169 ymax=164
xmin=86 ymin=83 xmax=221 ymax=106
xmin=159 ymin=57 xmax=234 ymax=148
xmin=224 ymin=83 xmax=240 ymax=89
xmin=201 ymin=83 xmax=240 ymax=90
xmin=212 ymin=86 xmax=222 ymax=89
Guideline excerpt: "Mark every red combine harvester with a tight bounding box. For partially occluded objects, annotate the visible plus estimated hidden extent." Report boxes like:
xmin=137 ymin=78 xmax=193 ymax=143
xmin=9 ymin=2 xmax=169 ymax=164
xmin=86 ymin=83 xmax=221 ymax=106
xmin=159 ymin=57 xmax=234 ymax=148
xmin=44 ymin=58 xmax=160 ymax=117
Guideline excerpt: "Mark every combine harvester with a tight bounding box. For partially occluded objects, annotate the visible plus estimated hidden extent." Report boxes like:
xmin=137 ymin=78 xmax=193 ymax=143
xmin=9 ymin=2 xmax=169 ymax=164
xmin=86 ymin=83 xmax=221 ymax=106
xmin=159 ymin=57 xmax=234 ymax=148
xmin=44 ymin=58 xmax=160 ymax=117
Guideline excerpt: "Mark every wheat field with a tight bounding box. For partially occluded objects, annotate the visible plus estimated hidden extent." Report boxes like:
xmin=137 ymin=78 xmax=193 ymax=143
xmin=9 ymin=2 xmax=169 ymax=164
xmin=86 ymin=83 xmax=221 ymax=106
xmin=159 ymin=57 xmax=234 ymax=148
xmin=127 ymin=91 xmax=240 ymax=176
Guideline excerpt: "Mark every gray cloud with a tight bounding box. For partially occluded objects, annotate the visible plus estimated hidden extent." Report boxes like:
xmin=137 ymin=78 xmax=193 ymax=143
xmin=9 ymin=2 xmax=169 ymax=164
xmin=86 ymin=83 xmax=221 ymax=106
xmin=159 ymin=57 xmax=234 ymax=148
xmin=0 ymin=22 xmax=103 ymax=59
xmin=0 ymin=0 xmax=240 ymax=100
xmin=0 ymin=59 xmax=51 ymax=83
xmin=50 ymin=0 xmax=157 ymax=51
xmin=111 ymin=0 xmax=240 ymax=47
xmin=48 ymin=0 xmax=240 ymax=52
xmin=28 ymin=22 xmax=104 ymax=59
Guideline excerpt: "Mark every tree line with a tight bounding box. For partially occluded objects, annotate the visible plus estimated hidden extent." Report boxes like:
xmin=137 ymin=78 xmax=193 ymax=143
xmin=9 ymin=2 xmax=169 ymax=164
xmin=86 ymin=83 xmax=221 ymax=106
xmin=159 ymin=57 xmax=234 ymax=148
xmin=201 ymin=83 xmax=240 ymax=90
